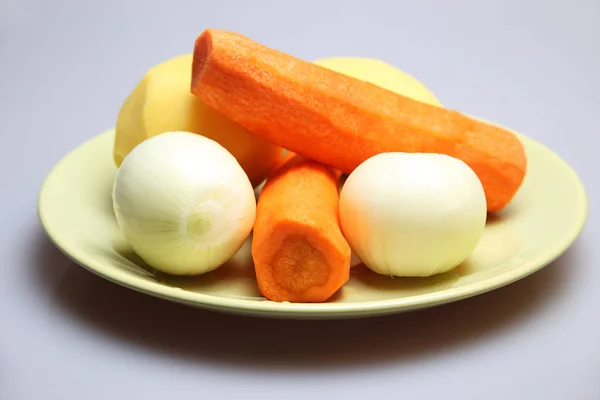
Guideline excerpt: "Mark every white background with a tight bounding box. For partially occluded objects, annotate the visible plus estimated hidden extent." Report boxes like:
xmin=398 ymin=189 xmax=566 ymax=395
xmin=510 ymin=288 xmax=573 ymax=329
xmin=1 ymin=1 xmax=598 ymax=399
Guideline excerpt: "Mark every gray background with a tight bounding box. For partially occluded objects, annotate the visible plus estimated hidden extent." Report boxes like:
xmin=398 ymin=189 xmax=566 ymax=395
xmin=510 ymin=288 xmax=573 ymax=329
xmin=1 ymin=1 xmax=598 ymax=399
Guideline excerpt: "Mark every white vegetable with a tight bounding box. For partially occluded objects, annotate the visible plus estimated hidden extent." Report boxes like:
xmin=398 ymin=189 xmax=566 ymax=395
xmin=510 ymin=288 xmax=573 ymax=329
xmin=112 ymin=131 xmax=256 ymax=275
xmin=339 ymin=152 xmax=487 ymax=277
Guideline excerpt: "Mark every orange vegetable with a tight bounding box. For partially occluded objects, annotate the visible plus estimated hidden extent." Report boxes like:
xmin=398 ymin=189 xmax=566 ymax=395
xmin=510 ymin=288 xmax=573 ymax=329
xmin=251 ymin=155 xmax=351 ymax=302
xmin=191 ymin=29 xmax=527 ymax=212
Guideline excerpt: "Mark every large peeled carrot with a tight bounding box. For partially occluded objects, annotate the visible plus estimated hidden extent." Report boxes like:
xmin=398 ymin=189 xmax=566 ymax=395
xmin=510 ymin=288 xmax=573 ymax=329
xmin=191 ymin=29 xmax=527 ymax=212
xmin=251 ymin=155 xmax=351 ymax=303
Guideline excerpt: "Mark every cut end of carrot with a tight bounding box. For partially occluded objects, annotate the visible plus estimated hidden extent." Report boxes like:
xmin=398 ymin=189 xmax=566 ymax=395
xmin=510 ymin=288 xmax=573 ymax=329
xmin=191 ymin=29 xmax=213 ymax=92
xmin=272 ymin=235 xmax=331 ymax=294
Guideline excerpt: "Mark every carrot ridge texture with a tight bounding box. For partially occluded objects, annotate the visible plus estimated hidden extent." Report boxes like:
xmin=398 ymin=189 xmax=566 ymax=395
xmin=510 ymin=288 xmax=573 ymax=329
xmin=251 ymin=155 xmax=351 ymax=302
xmin=191 ymin=28 xmax=527 ymax=212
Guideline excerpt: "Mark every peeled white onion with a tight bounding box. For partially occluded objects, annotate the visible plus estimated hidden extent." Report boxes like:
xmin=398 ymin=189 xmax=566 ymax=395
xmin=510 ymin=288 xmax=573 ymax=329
xmin=339 ymin=152 xmax=487 ymax=277
xmin=112 ymin=131 xmax=256 ymax=275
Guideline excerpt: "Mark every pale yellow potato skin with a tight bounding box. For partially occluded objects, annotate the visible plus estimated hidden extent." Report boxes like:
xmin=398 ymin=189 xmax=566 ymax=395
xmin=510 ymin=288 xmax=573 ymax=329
xmin=313 ymin=57 xmax=442 ymax=107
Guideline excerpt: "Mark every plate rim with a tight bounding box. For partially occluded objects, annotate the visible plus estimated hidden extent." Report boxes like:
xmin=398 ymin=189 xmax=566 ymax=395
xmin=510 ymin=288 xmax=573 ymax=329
xmin=37 ymin=126 xmax=589 ymax=319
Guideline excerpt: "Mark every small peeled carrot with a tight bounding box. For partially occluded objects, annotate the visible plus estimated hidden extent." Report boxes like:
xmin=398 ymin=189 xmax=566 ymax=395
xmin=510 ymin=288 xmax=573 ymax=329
xmin=191 ymin=29 xmax=527 ymax=212
xmin=251 ymin=155 xmax=351 ymax=303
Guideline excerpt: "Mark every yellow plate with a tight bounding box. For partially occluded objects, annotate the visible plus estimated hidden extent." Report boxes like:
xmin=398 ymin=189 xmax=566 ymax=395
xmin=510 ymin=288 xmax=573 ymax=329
xmin=38 ymin=128 xmax=587 ymax=319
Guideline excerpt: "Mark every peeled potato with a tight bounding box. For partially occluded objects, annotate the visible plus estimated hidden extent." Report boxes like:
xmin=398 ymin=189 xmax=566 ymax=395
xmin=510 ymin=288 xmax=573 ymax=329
xmin=313 ymin=57 xmax=442 ymax=107
xmin=114 ymin=54 xmax=285 ymax=187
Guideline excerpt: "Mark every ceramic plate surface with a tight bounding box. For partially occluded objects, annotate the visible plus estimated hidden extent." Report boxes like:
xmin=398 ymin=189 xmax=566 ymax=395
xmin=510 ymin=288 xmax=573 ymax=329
xmin=38 ymin=127 xmax=587 ymax=319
